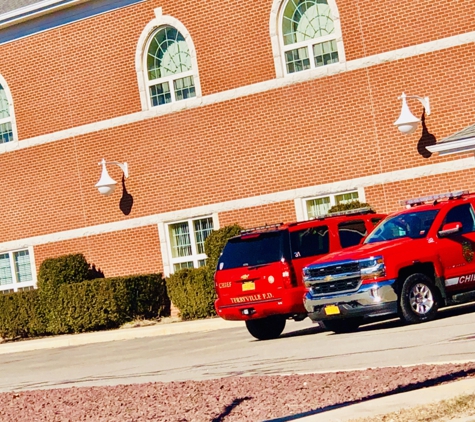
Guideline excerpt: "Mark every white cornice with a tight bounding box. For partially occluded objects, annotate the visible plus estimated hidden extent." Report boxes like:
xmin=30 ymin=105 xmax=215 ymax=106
xmin=0 ymin=0 xmax=90 ymax=29
xmin=427 ymin=138 xmax=475 ymax=156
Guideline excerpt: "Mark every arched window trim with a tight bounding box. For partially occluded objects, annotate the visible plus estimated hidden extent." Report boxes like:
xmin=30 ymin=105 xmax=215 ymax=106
xmin=135 ymin=8 xmax=201 ymax=111
xmin=0 ymin=75 xmax=18 ymax=143
xmin=269 ymin=0 xmax=346 ymax=78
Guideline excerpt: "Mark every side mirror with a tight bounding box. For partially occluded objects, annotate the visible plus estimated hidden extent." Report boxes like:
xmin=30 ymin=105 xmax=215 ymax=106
xmin=438 ymin=222 xmax=462 ymax=237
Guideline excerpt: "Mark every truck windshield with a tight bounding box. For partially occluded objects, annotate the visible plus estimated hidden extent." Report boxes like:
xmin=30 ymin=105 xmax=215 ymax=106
xmin=217 ymin=231 xmax=287 ymax=270
xmin=365 ymin=210 xmax=439 ymax=243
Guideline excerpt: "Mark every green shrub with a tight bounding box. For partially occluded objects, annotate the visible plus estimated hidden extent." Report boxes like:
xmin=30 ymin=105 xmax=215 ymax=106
xmin=328 ymin=200 xmax=372 ymax=213
xmin=204 ymin=223 xmax=243 ymax=271
xmin=37 ymin=253 xmax=98 ymax=290
xmin=47 ymin=273 xmax=170 ymax=335
xmin=0 ymin=290 xmax=47 ymax=339
xmin=37 ymin=253 xmax=105 ymax=333
xmin=166 ymin=267 xmax=216 ymax=320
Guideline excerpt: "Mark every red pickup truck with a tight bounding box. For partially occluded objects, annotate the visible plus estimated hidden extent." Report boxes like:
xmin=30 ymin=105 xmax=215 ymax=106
xmin=303 ymin=190 xmax=475 ymax=333
xmin=214 ymin=208 xmax=386 ymax=340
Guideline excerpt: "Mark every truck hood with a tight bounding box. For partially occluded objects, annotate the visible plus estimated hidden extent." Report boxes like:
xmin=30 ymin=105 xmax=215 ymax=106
xmin=308 ymin=237 xmax=416 ymax=266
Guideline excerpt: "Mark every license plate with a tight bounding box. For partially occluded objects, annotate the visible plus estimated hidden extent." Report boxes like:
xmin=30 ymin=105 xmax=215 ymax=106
xmin=242 ymin=281 xmax=255 ymax=291
xmin=324 ymin=305 xmax=340 ymax=316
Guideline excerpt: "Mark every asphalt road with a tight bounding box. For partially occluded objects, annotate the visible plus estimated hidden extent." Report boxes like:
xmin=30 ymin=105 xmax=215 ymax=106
xmin=3 ymin=303 xmax=475 ymax=392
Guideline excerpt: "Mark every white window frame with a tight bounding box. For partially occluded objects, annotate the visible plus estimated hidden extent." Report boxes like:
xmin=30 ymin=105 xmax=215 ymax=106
xmin=269 ymin=0 xmax=346 ymax=78
xmin=135 ymin=8 xmax=202 ymax=111
xmin=0 ymin=74 xmax=18 ymax=143
xmin=161 ymin=215 xmax=218 ymax=275
xmin=0 ymin=246 xmax=37 ymax=294
xmin=299 ymin=188 xmax=366 ymax=220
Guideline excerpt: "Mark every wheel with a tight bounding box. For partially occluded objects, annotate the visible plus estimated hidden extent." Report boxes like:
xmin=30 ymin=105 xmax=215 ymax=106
xmin=245 ymin=315 xmax=286 ymax=340
xmin=320 ymin=318 xmax=361 ymax=334
xmin=399 ymin=273 xmax=439 ymax=324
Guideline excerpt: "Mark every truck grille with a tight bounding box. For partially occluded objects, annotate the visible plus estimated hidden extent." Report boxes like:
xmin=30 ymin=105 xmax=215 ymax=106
xmin=306 ymin=262 xmax=360 ymax=278
xmin=311 ymin=277 xmax=360 ymax=295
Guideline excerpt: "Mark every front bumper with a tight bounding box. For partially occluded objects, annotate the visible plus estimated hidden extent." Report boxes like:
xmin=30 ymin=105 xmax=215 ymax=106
xmin=304 ymin=279 xmax=398 ymax=322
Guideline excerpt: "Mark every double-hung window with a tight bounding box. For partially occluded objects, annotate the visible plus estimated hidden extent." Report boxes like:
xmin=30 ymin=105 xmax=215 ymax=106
xmin=167 ymin=217 xmax=214 ymax=272
xmin=281 ymin=0 xmax=340 ymax=75
xmin=0 ymin=249 xmax=35 ymax=294
xmin=305 ymin=190 xmax=361 ymax=219
xmin=0 ymin=83 xmax=14 ymax=144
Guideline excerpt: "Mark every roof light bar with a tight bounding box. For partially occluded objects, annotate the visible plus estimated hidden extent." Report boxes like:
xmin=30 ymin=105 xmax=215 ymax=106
xmin=321 ymin=207 xmax=374 ymax=218
xmin=241 ymin=223 xmax=283 ymax=235
xmin=401 ymin=190 xmax=469 ymax=206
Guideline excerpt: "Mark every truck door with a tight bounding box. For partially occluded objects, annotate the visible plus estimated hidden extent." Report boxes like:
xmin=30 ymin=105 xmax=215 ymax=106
xmin=437 ymin=203 xmax=475 ymax=292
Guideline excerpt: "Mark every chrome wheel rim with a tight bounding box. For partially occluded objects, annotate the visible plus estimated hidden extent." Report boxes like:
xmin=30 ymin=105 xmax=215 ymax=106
xmin=409 ymin=283 xmax=434 ymax=315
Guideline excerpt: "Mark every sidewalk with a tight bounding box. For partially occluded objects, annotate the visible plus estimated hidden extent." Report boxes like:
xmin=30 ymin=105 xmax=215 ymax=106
xmin=0 ymin=317 xmax=243 ymax=355
xmin=288 ymin=377 xmax=475 ymax=421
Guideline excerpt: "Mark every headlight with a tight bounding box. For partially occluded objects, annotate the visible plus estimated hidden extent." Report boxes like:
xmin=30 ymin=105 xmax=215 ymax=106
xmin=360 ymin=256 xmax=385 ymax=282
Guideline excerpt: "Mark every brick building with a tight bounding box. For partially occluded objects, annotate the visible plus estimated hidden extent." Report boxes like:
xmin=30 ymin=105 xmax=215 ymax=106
xmin=0 ymin=0 xmax=474 ymax=291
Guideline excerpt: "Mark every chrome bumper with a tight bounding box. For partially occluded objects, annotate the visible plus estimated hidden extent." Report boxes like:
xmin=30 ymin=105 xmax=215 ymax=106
xmin=303 ymin=279 xmax=399 ymax=321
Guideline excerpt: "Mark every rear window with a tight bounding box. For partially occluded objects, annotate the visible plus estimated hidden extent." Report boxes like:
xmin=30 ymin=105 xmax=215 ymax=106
xmin=338 ymin=220 xmax=367 ymax=248
xmin=290 ymin=225 xmax=329 ymax=259
xmin=217 ymin=231 xmax=287 ymax=270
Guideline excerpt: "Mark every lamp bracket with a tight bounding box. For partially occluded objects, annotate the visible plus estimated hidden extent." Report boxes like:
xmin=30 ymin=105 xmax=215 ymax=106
xmin=98 ymin=159 xmax=129 ymax=178
xmin=398 ymin=93 xmax=430 ymax=116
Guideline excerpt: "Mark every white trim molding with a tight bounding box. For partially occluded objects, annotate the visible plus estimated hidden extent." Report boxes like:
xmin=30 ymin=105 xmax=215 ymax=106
xmin=0 ymin=73 xmax=18 ymax=142
xmin=135 ymin=7 xmax=202 ymax=111
xmin=2 ymin=30 xmax=475 ymax=155
xmin=1 ymin=157 xmax=474 ymax=254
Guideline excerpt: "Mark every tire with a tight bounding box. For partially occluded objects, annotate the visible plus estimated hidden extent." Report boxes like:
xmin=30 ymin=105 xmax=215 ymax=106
xmin=399 ymin=273 xmax=439 ymax=324
xmin=245 ymin=315 xmax=286 ymax=340
xmin=320 ymin=318 xmax=361 ymax=334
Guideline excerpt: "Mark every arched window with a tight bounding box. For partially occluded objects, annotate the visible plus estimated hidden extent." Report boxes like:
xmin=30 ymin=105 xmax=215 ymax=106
xmin=0 ymin=82 xmax=14 ymax=143
xmin=281 ymin=0 xmax=340 ymax=74
xmin=145 ymin=25 xmax=196 ymax=107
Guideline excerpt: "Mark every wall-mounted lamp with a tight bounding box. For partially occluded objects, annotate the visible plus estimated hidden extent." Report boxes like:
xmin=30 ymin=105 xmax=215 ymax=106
xmin=95 ymin=158 xmax=129 ymax=196
xmin=394 ymin=92 xmax=430 ymax=135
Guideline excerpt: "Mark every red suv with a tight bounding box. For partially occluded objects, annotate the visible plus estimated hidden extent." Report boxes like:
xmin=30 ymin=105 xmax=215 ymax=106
xmin=214 ymin=208 xmax=386 ymax=340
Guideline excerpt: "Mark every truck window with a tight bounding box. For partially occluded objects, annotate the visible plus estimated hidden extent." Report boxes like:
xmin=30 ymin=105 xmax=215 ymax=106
xmin=443 ymin=203 xmax=475 ymax=234
xmin=338 ymin=220 xmax=367 ymax=248
xmin=217 ymin=231 xmax=287 ymax=270
xmin=290 ymin=226 xmax=329 ymax=259
xmin=366 ymin=210 xmax=439 ymax=243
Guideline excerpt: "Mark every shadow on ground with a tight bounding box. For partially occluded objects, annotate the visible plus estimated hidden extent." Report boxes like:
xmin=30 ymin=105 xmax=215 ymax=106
xmin=264 ymin=368 xmax=475 ymax=422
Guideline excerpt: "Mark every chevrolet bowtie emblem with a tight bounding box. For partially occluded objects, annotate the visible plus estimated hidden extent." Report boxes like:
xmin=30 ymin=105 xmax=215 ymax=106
xmin=324 ymin=275 xmax=333 ymax=282
xmin=241 ymin=274 xmax=250 ymax=280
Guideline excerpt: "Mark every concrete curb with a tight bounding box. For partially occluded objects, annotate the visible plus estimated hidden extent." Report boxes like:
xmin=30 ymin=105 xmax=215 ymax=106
xmin=0 ymin=318 xmax=244 ymax=355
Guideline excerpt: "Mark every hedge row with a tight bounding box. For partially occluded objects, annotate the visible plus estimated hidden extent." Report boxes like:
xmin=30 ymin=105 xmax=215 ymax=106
xmin=0 ymin=254 xmax=170 ymax=340
xmin=166 ymin=224 xmax=243 ymax=320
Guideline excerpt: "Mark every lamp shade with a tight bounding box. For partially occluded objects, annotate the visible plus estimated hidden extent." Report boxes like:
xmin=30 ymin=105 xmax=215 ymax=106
xmin=95 ymin=161 xmax=117 ymax=196
xmin=394 ymin=94 xmax=420 ymax=134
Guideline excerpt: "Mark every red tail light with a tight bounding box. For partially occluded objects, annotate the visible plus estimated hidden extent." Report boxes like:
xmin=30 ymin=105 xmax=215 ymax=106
xmin=281 ymin=261 xmax=297 ymax=288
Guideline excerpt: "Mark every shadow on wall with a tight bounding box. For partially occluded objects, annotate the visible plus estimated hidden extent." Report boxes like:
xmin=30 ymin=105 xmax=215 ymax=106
xmin=417 ymin=110 xmax=437 ymax=158
xmin=119 ymin=174 xmax=134 ymax=215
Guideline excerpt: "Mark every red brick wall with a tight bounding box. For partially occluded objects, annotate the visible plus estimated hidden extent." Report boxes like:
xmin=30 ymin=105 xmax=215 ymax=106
xmin=2 ymin=42 xmax=475 ymax=243
xmin=365 ymin=168 xmax=475 ymax=215
xmin=219 ymin=201 xmax=297 ymax=229
xmin=0 ymin=1 xmax=474 ymax=276
xmin=3 ymin=1 xmax=475 ymax=140
xmin=33 ymin=226 xmax=163 ymax=276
